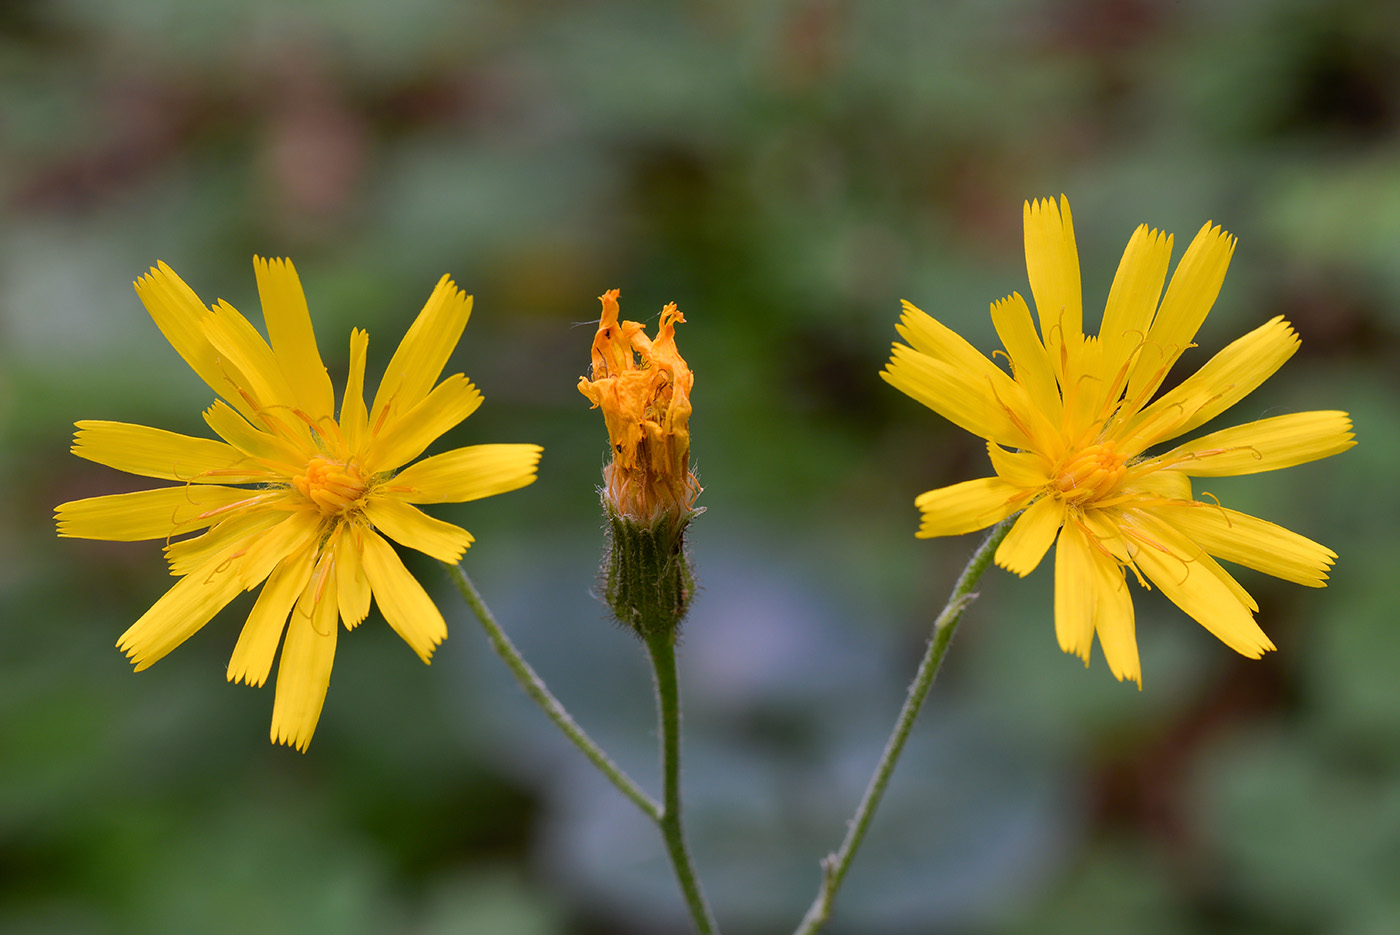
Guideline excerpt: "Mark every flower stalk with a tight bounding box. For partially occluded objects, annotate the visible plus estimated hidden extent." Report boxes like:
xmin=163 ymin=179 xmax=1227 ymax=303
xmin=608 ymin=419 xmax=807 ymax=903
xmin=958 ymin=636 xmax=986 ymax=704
xmin=445 ymin=562 xmax=661 ymax=821
xmin=793 ymin=516 xmax=1015 ymax=935
xmin=647 ymin=629 xmax=721 ymax=935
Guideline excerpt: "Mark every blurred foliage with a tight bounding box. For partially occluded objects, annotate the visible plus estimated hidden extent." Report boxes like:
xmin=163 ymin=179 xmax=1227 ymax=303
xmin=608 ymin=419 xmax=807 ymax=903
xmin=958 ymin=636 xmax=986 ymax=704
xmin=2 ymin=0 xmax=1399 ymax=932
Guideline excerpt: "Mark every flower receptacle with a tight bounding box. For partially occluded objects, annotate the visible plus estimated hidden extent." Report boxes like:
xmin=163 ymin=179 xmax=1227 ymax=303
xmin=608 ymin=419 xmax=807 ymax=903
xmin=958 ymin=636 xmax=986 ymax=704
xmin=602 ymin=500 xmax=700 ymax=639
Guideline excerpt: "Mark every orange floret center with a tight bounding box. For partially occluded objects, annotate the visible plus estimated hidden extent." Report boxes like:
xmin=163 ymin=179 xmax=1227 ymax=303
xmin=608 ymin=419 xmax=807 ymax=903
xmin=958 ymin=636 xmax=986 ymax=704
xmin=294 ymin=456 xmax=369 ymax=515
xmin=1053 ymin=441 xmax=1128 ymax=505
xmin=579 ymin=289 xmax=700 ymax=526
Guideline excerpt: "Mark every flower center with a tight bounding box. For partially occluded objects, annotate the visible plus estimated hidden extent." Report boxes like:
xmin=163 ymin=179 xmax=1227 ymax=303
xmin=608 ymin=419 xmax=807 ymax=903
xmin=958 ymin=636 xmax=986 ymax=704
xmin=293 ymin=456 xmax=368 ymax=515
xmin=1052 ymin=441 xmax=1127 ymax=505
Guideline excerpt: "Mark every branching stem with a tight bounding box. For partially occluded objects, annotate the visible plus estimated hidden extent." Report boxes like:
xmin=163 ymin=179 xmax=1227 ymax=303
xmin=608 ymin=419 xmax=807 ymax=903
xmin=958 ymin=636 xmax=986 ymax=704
xmin=445 ymin=563 xmax=661 ymax=822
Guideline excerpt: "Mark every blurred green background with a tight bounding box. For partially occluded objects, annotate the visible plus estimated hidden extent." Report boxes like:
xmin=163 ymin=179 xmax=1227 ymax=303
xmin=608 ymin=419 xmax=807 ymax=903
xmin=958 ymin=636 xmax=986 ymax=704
xmin=3 ymin=0 xmax=1399 ymax=932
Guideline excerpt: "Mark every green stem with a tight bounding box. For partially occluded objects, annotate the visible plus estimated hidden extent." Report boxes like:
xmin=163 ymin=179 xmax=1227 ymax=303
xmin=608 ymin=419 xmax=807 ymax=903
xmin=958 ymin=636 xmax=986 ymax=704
xmin=445 ymin=563 xmax=662 ymax=822
xmin=792 ymin=517 xmax=1015 ymax=935
xmin=646 ymin=630 xmax=721 ymax=935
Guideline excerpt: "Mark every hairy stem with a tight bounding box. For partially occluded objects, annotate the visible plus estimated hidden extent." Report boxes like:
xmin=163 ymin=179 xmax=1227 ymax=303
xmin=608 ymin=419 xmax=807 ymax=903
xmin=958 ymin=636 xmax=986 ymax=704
xmin=445 ymin=563 xmax=661 ymax=822
xmin=792 ymin=518 xmax=1015 ymax=935
xmin=646 ymin=630 xmax=721 ymax=935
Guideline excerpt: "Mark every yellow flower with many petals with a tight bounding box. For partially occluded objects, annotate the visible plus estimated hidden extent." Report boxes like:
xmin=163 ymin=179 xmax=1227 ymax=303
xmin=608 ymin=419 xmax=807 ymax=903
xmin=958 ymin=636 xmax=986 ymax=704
xmin=56 ymin=259 xmax=542 ymax=749
xmin=884 ymin=196 xmax=1354 ymax=684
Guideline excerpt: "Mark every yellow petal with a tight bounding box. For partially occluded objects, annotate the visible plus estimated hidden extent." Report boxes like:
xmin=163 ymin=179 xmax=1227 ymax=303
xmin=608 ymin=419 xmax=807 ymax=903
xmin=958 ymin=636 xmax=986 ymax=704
xmin=913 ymin=476 xmax=1023 ymax=538
xmin=1023 ymin=196 xmax=1083 ymax=354
xmin=363 ymin=496 xmax=474 ymax=563
xmin=134 ymin=263 xmax=259 ymax=423
xmin=1155 ymin=411 xmax=1355 ymax=477
xmin=73 ymin=420 xmax=269 ymax=484
xmin=227 ymin=544 xmax=315 ymax=687
xmin=1053 ymin=519 xmax=1096 ymax=662
xmin=1136 ymin=510 xmax=1258 ymax=611
xmin=333 ymin=527 xmax=372 ymax=628
xmin=341 ymin=328 xmax=370 ymax=453
xmin=254 ymin=256 xmax=335 ymax=423
xmin=1153 ymin=502 xmax=1335 ymax=587
xmin=117 ymin=554 xmax=244 ymax=671
xmin=1098 ymin=224 xmax=1172 ymax=384
xmin=995 ymin=496 xmax=1064 ymax=576
xmin=237 ymin=509 xmax=322 ymax=589
xmin=1090 ymin=547 xmax=1140 ymax=685
xmin=202 ymin=300 xmax=308 ymax=445
xmin=1125 ymin=222 xmax=1235 ymax=406
xmin=987 ymin=442 xmax=1051 ymax=489
xmin=1124 ymin=515 xmax=1274 ymax=658
xmin=882 ymin=345 xmax=1043 ymax=450
xmin=358 ymin=529 xmax=447 ymax=661
xmin=989 ymin=292 xmax=1059 ymax=413
xmin=1113 ymin=397 xmax=1200 ymax=459
xmin=164 ymin=508 xmax=284 ymax=576
xmin=897 ymin=300 xmax=1027 ymax=395
xmin=369 ymin=276 xmax=473 ymax=430
xmin=1059 ymin=333 xmax=1107 ymax=440
xmin=1080 ymin=509 xmax=1134 ymax=565
xmin=203 ymin=399 xmax=307 ymax=471
xmin=1122 ymin=467 xmax=1192 ymax=502
xmin=56 ymin=485 xmax=253 ymax=541
xmin=895 ymin=302 xmax=1055 ymax=446
xmin=387 ymin=443 xmax=542 ymax=505
xmin=361 ymin=374 xmax=483 ymax=473
xmin=270 ymin=561 xmax=339 ymax=752
xmin=1120 ymin=316 xmax=1299 ymax=450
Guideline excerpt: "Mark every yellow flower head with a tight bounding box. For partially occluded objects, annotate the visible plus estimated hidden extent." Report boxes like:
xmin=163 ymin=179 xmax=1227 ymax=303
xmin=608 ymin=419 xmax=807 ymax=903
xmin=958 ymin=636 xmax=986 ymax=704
xmin=578 ymin=289 xmax=700 ymax=527
xmin=56 ymin=258 xmax=542 ymax=750
xmin=885 ymin=196 xmax=1355 ymax=685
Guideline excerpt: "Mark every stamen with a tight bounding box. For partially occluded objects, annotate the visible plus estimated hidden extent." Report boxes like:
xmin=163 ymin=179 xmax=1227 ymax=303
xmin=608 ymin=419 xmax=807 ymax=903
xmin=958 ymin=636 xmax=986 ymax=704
xmin=309 ymin=552 xmax=336 ymax=636
xmin=293 ymin=456 xmax=369 ymax=516
xmin=192 ymin=494 xmax=274 ymax=523
xmin=1072 ymin=514 xmax=1117 ymax=560
xmin=312 ymin=412 xmax=348 ymax=454
xmin=371 ymin=394 xmax=395 ymax=438
xmin=211 ymin=549 xmax=247 ymax=579
xmin=1198 ymin=491 xmax=1232 ymax=526
xmin=985 ymin=376 xmax=1039 ymax=448
xmin=1007 ymin=487 xmax=1040 ymax=506
xmin=1091 ymin=491 xmax=1164 ymax=510
xmin=1124 ymin=524 xmax=1192 ymax=585
xmin=232 ymin=385 xmax=290 ymax=438
xmin=1051 ymin=440 xmax=1128 ymax=505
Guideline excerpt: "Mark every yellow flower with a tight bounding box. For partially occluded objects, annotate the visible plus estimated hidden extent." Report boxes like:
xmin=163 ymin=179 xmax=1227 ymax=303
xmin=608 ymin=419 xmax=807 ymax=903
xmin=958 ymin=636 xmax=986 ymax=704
xmin=56 ymin=258 xmax=542 ymax=750
xmin=578 ymin=289 xmax=700 ymax=528
xmin=884 ymin=196 xmax=1354 ymax=684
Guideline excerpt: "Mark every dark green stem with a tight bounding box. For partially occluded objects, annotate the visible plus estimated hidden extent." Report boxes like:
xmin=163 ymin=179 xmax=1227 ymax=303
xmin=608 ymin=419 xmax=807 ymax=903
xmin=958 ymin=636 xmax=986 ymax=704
xmin=445 ymin=563 xmax=661 ymax=822
xmin=646 ymin=630 xmax=720 ymax=935
xmin=792 ymin=517 xmax=1015 ymax=935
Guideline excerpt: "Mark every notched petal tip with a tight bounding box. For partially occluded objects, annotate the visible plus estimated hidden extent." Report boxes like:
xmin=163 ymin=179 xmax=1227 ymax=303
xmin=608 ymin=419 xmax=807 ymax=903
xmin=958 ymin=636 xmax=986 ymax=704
xmin=1111 ymin=669 xmax=1144 ymax=690
xmin=271 ymin=726 xmax=312 ymax=753
xmin=418 ymin=639 xmax=443 ymax=665
xmin=1241 ymin=638 xmax=1277 ymax=659
xmin=226 ymin=663 xmax=270 ymax=689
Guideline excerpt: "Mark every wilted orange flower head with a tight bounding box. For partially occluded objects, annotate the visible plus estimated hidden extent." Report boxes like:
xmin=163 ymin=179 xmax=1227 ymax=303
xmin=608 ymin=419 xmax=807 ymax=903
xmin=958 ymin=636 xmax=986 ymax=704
xmin=579 ymin=289 xmax=699 ymax=526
